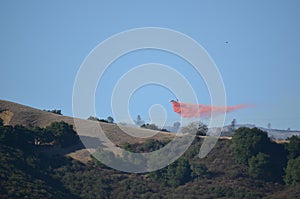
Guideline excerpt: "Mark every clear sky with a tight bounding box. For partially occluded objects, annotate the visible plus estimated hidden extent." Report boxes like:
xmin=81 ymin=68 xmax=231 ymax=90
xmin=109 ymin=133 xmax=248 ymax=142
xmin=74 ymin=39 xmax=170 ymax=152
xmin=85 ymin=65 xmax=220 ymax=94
xmin=1 ymin=1 xmax=300 ymax=130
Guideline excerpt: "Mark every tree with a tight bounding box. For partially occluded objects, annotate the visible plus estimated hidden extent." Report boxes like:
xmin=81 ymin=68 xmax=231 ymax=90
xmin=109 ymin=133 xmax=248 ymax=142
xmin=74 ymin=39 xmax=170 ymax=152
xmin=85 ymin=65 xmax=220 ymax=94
xmin=231 ymin=118 xmax=237 ymax=132
xmin=285 ymin=156 xmax=300 ymax=186
xmin=87 ymin=116 xmax=100 ymax=121
xmin=45 ymin=121 xmax=79 ymax=147
xmin=45 ymin=109 xmax=62 ymax=115
xmin=141 ymin=123 xmax=159 ymax=130
xmin=149 ymin=158 xmax=192 ymax=187
xmin=107 ymin=116 xmax=114 ymax=123
xmin=286 ymin=135 xmax=300 ymax=159
xmin=172 ymin=158 xmax=192 ymax=186
xmin=248 ymin=152 xmax=271 ymax=180
xmin=197 ymin=122 xmax=208 ymax=136
xmin=180 ymin=121 xmax=208 ymax=136
xmin=232 ymin=127 xmax=271 ymax=164
xmin=173 ymin=122 xmax=181 ymax=132
xmin=0 ymin=118 xmax=3 ymax=126
xmin=166 ymin=158 xmax=192 ymax=187
xmin=134 ymin=115 xmax=145 ymax=126
xmin=34 ymin=126 xmax=55 ymax=144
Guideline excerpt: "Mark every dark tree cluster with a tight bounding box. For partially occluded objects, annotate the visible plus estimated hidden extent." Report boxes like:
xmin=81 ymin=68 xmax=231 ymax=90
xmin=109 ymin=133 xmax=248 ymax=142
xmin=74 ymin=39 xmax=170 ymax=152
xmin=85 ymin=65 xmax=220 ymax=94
xmin=140 ymin=123 xmax=159 ymax=130
xmin=87 ymin=116 xmax=114 ymax=123
xmin=231 ymin=127 xmax=300 ymax=184
xmin=285 ymin=135 xmax=300 ymax=185
xmin=0 ymin=121 xmax=79 ymax=149
xmin=44 ymin=109 xmax=62 ymax=115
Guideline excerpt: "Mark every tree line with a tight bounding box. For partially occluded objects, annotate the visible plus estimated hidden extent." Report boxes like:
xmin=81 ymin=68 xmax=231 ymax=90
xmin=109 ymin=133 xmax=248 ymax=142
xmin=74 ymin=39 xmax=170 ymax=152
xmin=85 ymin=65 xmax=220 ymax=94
xmin=0 ymin=120 xmax=79 ymax=149
xmin=232 ymin=127 xmax=300 ymax=185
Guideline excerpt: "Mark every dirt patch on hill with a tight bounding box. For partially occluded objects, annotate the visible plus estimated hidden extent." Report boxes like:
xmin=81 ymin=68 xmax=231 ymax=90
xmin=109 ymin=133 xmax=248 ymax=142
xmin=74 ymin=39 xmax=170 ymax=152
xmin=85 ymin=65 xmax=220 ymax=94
xmin=0 ymin=110 xmax=14 ymax=125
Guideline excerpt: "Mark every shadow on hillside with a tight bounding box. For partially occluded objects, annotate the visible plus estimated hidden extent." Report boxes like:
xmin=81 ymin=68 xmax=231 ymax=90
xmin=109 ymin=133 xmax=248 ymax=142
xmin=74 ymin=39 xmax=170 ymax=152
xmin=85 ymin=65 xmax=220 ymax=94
xmin=37 ymin=135 xmax=105 ymax=157
xmin=79 ymin=135 xmax=105 ymax=149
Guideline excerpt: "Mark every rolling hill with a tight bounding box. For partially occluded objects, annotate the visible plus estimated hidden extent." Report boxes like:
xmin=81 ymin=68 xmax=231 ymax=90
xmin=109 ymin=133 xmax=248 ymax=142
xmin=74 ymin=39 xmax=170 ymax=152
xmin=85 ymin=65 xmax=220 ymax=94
xmin=0 ymin=99 xmax=176 ymax=163
xmin=1 ymin=99 xmax=300 ymax=198
xmin=0 ymin=99 xmax=175 ymax=143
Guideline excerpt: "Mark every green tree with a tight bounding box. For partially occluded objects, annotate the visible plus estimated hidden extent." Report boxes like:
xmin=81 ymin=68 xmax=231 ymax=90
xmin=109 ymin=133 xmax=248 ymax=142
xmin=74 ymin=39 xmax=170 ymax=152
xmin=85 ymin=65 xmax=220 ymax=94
xmin=123 ymin=142 xmax=132 ymax=152
xmin=150 ymin=158 xmax=192 ymax=187
xmin=166 ymin=158 xmax=192 ymax=187
xmin=45 ymin=121 xmax=79 ymax=147
xmin=45 ymin=109 xmax=62 ymax=115
xmin=87 ymin=116 xmax=100 ymax=121
xmin=248 ymin=152 xmax=271 ymax=180
xmin=107 ymin=116 xmax=114 ymax=123
xmin=285 ymin=156 xmax=300 ymax=186
xmin=232 ymin=127 xmax=271 ymax=164
xmin=286 ymin=135 xmax=300 ymax=159
xmin=31 ymin=126 xmax=55 ymax=144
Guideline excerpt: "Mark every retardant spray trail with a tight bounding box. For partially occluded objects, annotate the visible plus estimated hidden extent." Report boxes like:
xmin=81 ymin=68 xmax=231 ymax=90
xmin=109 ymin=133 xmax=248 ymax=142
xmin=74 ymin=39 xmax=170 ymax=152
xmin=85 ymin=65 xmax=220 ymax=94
xmin=170 ymin=100 xmax=250 ymax=118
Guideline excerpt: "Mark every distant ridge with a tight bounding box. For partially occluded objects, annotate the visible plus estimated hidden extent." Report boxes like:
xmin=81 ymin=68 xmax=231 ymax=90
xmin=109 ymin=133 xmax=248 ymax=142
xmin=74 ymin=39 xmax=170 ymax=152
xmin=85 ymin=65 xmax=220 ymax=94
xmin=221 ymin=124 xmax=300 ymax=140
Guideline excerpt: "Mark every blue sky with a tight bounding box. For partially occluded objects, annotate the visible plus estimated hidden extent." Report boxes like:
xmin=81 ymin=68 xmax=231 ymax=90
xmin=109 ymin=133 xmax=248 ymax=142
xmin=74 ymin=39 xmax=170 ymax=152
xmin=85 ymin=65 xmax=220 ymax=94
xmin=1 ymin=1 xmax=300 ymax=130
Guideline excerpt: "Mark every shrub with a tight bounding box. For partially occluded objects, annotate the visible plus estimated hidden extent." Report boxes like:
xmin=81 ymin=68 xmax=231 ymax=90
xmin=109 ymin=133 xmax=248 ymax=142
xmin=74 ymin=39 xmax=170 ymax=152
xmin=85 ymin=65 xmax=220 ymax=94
xmin=285 ymin=156 xmax=300 ymax=186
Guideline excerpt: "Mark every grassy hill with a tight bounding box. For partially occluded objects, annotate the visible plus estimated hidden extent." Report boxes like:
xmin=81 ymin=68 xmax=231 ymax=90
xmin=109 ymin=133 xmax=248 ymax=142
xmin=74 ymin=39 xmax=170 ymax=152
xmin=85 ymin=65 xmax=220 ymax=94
xmin=0 ymin=99 xmax=176 ymax=163
xmin=0 ymin=99 xmax=76 ymax=127
xmin=1 ymin=99 xmax=300 ymax=198
xmin=0 ymin=99 xmax=174 ymax=142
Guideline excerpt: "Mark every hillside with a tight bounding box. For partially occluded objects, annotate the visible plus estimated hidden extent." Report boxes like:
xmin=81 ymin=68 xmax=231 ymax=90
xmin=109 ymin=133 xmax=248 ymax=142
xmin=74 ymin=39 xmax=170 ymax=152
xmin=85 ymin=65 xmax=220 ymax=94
xmin=1 ymin=124 xmax=300 ymax=198
xmin=1 ymin=100 xmax=300 ymax=198
xmin=0 ymin=100 xmax=75 ymax=127
xmin=0 ymin=99 xmax=176 ymax=163
xmin=0 ymin=99 xmax=175 ymax=143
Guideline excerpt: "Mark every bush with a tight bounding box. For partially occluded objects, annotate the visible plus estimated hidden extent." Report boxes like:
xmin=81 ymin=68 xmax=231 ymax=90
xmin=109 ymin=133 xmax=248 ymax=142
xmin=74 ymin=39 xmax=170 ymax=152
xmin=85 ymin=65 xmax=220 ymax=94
xmin=191 ymin=162 xmax=208 ymax=179
xmin=285 ymin=156 xmax=300 ymax=186
xmin=150 ymin=158 xmax=192 ymax=187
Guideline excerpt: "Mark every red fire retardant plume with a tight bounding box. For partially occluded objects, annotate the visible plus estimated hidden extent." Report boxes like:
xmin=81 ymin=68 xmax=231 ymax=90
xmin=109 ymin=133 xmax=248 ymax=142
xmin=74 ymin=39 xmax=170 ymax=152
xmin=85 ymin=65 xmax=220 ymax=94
xmin=170 ymin=100 xmax=250 ymax=118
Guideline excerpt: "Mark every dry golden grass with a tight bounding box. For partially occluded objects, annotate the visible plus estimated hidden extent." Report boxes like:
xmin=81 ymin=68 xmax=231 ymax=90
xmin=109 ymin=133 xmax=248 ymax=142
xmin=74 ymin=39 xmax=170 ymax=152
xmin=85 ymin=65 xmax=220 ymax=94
xmin=0 ymin=99 xmax=177 ymax=163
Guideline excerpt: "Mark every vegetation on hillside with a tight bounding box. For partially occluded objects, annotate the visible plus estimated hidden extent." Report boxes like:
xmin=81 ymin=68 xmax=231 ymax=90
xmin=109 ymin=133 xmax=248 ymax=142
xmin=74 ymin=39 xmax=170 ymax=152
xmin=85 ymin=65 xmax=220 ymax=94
xmin=1 ymin=122 xmax=300 ymax=198
xmin=87 ymin=116 xmax=114 ymax=123
xmin=180 ymin=121 xmax=208 ymax=136
xmin=44 ymin=109 xmax=63 ymax=115
xmin=232 ymin=127 xmax=287 ymax=182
